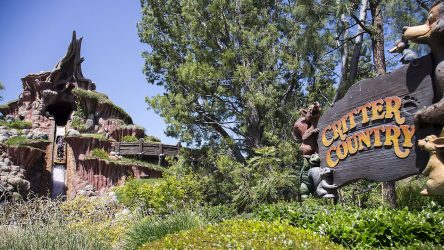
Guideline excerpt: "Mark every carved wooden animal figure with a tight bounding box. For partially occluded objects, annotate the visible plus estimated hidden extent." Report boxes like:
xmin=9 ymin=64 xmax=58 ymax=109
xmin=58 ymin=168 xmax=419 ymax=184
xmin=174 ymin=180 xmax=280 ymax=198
xmin=418 ymin=134 xmax=444 ymax=195
xmin=398 ymin=1 xmax=444 ymax=127
xmin=308 ymin=167 xmax=337 ymax=198
xmin=292 ymin=102 xmax=321 ymax=156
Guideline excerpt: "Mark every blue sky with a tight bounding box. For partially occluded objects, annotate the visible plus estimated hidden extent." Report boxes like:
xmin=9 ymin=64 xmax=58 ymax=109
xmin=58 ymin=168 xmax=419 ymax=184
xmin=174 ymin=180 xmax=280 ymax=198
xmin=0 ymin=0 xmax=176 ymax=144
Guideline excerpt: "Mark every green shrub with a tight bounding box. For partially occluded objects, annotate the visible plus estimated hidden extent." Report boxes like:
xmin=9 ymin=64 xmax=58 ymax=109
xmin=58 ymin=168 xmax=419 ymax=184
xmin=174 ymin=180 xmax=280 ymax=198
xmin=115 ymin=175 xmax=203 ymax=214
xmin=4 ymin=136 xmax=27 ymax=146
xmin=91 ymin=148 xmax=109 ymax=160
xmin=0 ymin=120 xmax=32 ymax=129
xmin=396 ymin=176 xmax=444 ymax=210
xmin=121 ymin=135 xmax=138 ymax=142
xmin=141 ymin=219 xmax=343 ymax=249
xmin=144 ymin=135 xmax=161 ymax=143
xmin=124 ymin=212 xmax=201 ymax=250
xmin=254 ymin=202 xmax=444 ymax=249
xmin=197 ymin=204 xmax=239 ymax=223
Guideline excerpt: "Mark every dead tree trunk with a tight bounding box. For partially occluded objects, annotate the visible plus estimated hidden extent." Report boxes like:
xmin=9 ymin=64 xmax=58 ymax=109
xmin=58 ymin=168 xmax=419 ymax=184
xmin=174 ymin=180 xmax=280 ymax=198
xmin=349 ymin=0 xmax=369 ymax=84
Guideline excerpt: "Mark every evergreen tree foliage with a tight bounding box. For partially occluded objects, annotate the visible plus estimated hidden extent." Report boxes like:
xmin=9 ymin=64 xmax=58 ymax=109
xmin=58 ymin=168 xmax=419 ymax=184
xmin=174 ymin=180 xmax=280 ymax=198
xmin=138 ymin=0 xmax=337 ymax=162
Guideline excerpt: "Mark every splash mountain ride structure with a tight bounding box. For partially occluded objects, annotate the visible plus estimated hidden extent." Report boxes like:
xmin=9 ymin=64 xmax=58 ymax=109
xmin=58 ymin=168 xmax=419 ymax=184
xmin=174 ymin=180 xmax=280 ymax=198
xmin=0 ymin=32 xmax=178 ymax=200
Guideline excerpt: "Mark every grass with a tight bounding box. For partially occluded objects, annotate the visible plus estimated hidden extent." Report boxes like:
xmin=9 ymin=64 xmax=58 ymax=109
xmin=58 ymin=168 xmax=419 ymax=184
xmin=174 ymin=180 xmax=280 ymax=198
xmin=3 ymin=136 xmax=50 ymax=146
xmin=87 ymin=155 xmax=166 ymax=172
xmin=124 ymin=212 xmax=201 ymax=250
xmin=0 ymin=120 xmax=32 ymax=129
xmin=91 ymin=148 xmax=109 ymax=160
xmin=79 ymin=133 xmax=108 ymax=141
xmin=0 ymin=196 xmax=109 ymax=250
xmin=73 ymin=88 xmax=132 ymax=122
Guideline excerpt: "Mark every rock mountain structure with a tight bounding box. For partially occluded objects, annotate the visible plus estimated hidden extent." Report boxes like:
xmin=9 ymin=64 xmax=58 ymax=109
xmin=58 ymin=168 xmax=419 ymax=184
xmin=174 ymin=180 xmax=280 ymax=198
xmin=0 ymin=32 xmax=178 ymax=200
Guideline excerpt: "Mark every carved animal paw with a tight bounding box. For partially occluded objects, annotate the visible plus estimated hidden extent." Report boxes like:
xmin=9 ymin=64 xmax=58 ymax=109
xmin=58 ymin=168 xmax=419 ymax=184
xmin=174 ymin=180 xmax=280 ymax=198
xmin=323 ymin=194 xmax=335 ymax=198
xmin=402 ymin=95 xmax=420 ymax=115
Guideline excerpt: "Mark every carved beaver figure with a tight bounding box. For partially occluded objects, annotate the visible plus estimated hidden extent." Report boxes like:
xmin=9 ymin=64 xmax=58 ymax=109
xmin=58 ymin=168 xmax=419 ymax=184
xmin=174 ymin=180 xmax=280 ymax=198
xmin=292 ymin=102 xmax=321 ymax=156
xmin=418 ymin=134 xmax=444 ymax=196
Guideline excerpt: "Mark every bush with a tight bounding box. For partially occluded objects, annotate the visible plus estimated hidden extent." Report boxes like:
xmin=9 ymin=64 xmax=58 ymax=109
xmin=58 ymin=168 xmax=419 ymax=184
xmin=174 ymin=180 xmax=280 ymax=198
xmin=115 ymin=175 xmax=203 ymax=214
xmin=141 ymin=219 xmax=343 ymax=249
xmin=124 ymin=211 xmax=201 ymax=249
xmin=396 ymin=176 xmax=444 ymax=210
xmin=144 ymin=135 xmax=161 ymax=143
xmin=121 ymin=135 xmax=138 ymax=142
xmin=197 ymin=204 xmax=239 ymax=223
xmin=91 ymin=148 xmax=109 ymax=160
xmin=0 ymin=120 xmax=32 ymax=129
xmin=254 ymin=202 xmax=444 ymax=249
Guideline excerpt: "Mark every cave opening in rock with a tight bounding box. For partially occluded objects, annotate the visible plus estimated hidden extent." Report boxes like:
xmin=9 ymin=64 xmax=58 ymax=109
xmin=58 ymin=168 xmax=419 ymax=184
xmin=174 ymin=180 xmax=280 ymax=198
xmin=45 ymin=102 xmax=74 ymax=126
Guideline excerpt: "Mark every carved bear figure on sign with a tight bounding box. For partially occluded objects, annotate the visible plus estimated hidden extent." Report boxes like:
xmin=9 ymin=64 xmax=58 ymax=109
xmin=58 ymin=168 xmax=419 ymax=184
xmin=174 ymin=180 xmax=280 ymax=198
xmin=391 ymin=1 xmax=444 ymax=128
xmin=292 ymin=102 xmax=321 ymax=156
xmin=418 ymin=134 xmax=444 ymax=196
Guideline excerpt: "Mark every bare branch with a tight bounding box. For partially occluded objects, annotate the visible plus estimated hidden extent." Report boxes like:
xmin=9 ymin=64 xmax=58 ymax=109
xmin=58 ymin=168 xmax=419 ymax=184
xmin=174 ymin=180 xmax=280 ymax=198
xmin=351 ymin=13 xmax=373 ymax=34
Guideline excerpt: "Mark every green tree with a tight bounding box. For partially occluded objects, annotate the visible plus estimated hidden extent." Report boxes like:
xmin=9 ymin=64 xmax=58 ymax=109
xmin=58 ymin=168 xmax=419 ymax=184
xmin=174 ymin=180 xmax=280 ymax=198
xmin=138 ymin=0 xmax=337 ymax=162
xmin=0 ymin=81 xmax=4 ymax=101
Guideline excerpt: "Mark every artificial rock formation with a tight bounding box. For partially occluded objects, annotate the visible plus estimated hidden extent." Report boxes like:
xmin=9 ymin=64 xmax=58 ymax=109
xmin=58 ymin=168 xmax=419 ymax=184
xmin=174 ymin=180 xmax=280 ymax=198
xmin=0 ymin=31 xmax=169 ymax=200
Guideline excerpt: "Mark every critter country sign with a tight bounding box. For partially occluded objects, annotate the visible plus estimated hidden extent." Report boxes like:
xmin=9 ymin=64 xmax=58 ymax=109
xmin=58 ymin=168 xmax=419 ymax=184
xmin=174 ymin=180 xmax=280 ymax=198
xmin=318 ymin=56 xmax=437 ymax=187
xmin=322 ymin=96 xmax=415 ymax=168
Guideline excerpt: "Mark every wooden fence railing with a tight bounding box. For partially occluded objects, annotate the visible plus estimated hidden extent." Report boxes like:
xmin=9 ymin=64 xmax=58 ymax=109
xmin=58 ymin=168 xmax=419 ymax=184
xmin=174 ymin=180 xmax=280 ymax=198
xmin=111 ymin=139 xmax=180 ymax=157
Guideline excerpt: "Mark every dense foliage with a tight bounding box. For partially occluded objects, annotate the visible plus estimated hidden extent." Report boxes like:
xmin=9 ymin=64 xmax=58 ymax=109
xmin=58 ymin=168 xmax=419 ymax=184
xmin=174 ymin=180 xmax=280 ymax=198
xmin=91 ymin=148 xmax=109 ymax=160
xmin=254 ymin=201 xmax=444 ymax=248
xmin=115 ymin=175 xmax=203 ymax=213
xmin=138 ymin=0 xmax=337 ymax=164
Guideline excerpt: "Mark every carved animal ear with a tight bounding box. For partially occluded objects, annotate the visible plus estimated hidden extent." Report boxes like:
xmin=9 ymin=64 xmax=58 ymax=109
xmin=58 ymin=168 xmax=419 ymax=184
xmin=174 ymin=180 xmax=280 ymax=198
xmin=429 ymin=135 xmax=439 ymax=141
xmin=432 ymin=137 xmax=444 ymax=151
xmin=433 ymin=18 xmax=444 ymax=33
xmin=300 ymin=109 xmax=307 ymax=116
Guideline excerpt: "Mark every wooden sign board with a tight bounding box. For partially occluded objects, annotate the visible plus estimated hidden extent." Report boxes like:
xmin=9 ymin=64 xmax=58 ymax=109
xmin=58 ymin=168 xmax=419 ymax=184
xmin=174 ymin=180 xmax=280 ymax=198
xmin=318 ymin=55 xmax=437 ymax=187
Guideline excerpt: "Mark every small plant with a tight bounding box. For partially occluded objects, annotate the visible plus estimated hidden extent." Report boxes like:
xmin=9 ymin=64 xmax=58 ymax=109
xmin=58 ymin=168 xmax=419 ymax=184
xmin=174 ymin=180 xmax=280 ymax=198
xmin=0 ymin=120 xmax=32 ymax=129
xmin=81 ymin=133 xmax=107 ymax=141
xmin=4 ymin=136 xmax=27 ymax=146
xmin=141 ymin=220 xmax=343 ymax=249
xmin=144 ymin=135 xmax=161 ymax=143
xmin=121 ymin=135 xmax=138 ymax=142
xmin=124 ymin=212 xmax=201 ymax=249
xmin=91 ymin=148 xmax=109 ymax=160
